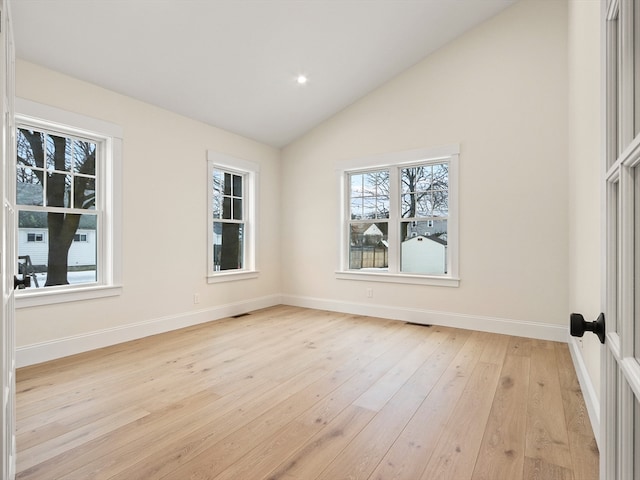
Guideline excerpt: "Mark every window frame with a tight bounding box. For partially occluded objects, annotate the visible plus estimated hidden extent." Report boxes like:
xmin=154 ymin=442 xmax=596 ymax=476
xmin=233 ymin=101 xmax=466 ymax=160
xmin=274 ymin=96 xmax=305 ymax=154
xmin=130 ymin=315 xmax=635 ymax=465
xmin=336 ymin=145 xmax=459 ymax=287
xmin=206 ymin=150 xmax=259 ymax=283
xmin=15 ymin=98 xmax=123 ymax=308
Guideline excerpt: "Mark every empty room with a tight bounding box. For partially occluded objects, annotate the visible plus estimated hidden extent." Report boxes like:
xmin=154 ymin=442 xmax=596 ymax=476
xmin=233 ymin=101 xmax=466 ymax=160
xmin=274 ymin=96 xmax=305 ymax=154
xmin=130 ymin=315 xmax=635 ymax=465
xmin=1 ymin=0 xmax=637 ymax=478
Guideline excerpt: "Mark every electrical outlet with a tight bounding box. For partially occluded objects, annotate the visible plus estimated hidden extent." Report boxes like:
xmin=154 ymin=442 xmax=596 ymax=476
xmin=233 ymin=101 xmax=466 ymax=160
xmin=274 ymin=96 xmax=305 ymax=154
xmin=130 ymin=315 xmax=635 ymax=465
xmin=193 ymin=293 xmax=200 ymax=304
xmin=366 ymin=288 xmax=373 ymax=298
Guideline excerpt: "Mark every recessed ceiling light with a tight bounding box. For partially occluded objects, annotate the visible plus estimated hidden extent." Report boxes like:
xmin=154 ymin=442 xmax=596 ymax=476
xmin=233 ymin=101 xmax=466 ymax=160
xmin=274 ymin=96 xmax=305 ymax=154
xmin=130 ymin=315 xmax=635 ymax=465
xmin=296 ymin=75 xmax=308 ymax=85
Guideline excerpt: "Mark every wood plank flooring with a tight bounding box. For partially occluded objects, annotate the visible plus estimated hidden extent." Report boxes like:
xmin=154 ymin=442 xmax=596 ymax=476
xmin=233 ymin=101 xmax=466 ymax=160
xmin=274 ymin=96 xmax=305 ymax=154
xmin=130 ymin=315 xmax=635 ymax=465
xmin=15 ymin=305 xmax=599 ymax=480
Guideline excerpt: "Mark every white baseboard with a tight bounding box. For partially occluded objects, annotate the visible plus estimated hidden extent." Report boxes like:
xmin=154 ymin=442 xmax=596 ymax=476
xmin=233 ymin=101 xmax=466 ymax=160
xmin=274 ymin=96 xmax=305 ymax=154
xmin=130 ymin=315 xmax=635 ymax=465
xmin=280 ymin=294 xmax=569 ymax=342
xmin=16 ymin=294 xmax=282 ymax=368
xmin=16 ymin=293 xmax=572 ymax=368
xmin=567 ymin=336 xmax=601 ymax=448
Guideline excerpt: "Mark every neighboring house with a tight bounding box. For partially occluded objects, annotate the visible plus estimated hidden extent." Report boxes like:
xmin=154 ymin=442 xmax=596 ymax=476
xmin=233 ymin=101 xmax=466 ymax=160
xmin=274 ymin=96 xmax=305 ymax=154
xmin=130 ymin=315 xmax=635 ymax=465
xmin=350 ymin=223 xmax=389 ymax=269
xmin=362 ymin=223 xmax=387 ymax=246
xmin=401 ymin=234 xmax=447 ymax=275
xmin=404 ymin=219 xmax=447 ymax=240
xmin=18 ymin=227 xmax=97 ymax=269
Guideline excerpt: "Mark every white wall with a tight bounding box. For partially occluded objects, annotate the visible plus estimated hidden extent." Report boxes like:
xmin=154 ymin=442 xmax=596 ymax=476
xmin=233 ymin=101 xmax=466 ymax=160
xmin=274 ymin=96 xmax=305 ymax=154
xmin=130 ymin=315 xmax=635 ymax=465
xmin=15 ymin=60 xmax=282 ymax=363
xmin=567 ymin=0 xmax=602 ymax=441
xmin=16 ymin=0 xmax=595 ymax=369
xmin=281 ymin=0 xmax=570 ymax=335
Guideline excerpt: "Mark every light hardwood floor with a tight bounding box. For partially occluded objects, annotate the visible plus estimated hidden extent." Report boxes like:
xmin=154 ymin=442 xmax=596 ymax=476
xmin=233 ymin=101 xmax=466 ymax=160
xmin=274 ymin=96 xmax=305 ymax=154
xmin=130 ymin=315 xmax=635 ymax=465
xmin=15 ymin=305 xmax=599 ymax=480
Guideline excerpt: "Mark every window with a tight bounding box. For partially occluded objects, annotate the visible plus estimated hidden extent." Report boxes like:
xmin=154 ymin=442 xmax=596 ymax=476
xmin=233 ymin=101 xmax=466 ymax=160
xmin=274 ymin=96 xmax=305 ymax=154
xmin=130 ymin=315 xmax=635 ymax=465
xmin=337 ymin=145 xmax=459 ymax=287
xmin=15 ymin=99 xmax=122 ymax=307
xmin=207 ymin=151 xmax=259 ymax=282
xmin=26 ymin=233 xmax=44 ymax=242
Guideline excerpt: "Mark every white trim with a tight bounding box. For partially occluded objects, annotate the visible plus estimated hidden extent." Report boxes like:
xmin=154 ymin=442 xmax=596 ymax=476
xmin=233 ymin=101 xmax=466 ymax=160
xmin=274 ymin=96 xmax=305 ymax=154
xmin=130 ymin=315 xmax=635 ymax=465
xmin=336 ymin=144 xmax=460 ymax=284
xmin=16 ymin=294 xmax=282 ymax=367
xmin=335 ymin=271 xmax=459 ymax=287
xmin=16 ymin=98 xmax=123 ymax=139
xmin=207 ymin=150 xmax=260 ymax=174
xmin=207 ymin=150 xmax=259 ymax=280
xmin=334 ymin=144 xmax=460 ymax=172
xmin=281 ymin=294 xmax=567 ymax=342
xmin=16 ymin=284 xmax=122 ymax=308
xmin=15 ymin=98 xmax=123 ymax=305
xmin=207 ymin=270 xmax=259 ymax=284
xmin=567 ymin=337 xmax=602 ymax=449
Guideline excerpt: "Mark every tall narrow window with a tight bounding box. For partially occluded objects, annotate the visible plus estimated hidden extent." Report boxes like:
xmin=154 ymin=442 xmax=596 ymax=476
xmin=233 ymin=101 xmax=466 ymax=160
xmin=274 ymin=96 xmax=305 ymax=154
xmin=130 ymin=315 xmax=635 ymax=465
xmin=212 ymin=169 xmax=245 ymax=271
xmin=207 ymin=151 xmax=258 ymax=282
xmin=16 ymin=127 xmax=98 ymax=287
xmin=15 ymin=99 xmax=122 ymax=307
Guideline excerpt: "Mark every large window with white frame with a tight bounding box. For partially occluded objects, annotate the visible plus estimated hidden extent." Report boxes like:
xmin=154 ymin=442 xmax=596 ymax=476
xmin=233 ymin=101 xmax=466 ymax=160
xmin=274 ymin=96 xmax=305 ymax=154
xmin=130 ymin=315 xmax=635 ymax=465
xmin=207 ymin=151 xmax=259 ymax=282
xmin=15 ymin=99 xmax=122 ymax=307
xmin=337 ymin=145 xmax=459 ymax=287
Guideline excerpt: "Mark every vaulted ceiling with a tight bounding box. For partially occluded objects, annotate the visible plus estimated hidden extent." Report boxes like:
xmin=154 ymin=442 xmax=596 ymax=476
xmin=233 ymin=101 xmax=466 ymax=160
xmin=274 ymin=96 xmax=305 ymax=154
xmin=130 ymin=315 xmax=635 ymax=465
xmin=12 ymin=0 xmax=517 ymax=147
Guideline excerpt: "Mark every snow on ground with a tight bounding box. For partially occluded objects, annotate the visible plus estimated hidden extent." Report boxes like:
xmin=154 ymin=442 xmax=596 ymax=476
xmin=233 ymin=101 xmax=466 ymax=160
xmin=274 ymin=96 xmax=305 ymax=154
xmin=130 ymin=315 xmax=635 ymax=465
xmin=25 ymin=271 xmax=96 ymax=289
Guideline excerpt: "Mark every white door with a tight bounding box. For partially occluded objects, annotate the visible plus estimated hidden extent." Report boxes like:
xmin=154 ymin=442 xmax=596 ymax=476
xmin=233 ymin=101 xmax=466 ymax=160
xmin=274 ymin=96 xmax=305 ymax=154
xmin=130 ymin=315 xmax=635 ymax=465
xmin=0 ymin=0 xmax=15 ymax=477
xmin=602 ymin=0 xmax=640 ymax=478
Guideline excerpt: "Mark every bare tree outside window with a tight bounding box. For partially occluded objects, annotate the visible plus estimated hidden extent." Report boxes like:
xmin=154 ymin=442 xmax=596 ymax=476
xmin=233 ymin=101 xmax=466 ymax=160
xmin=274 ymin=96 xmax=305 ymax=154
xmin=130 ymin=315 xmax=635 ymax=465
xmin=16 ymin=128 xmax=98 ymax=287
xmin=212 ymin=169 xmax=244 ymax=271
xmin=347 ymin=161 xmax=450 ymax=274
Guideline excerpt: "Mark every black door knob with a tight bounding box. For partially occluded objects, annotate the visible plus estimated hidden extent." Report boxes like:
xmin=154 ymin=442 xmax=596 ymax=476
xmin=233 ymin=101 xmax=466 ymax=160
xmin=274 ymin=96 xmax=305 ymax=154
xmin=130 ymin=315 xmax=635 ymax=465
xmin=570 ymin=312 xmax=605 ymax=344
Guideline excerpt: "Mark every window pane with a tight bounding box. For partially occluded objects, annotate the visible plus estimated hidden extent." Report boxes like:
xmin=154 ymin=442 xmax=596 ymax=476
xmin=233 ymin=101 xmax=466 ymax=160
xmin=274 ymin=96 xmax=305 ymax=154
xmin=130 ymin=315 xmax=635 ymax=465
xmin=46 ymin=134 xmax=72 ymax=171
xmin=16 ymin=167 xmax=43 ymax=206
xmin=432 ymin=163 xmax=449 ymax=189
xmin=223 ymin=172 xmax=232 ymax=195
xmin=222 ymin=197 xmax=231 ymax=219
xmin=376 ymin=195 xmax=389 ymax=219
xmin=18 ymin=211 xmax=98 ymax=288
xmin=351 ymin=173 xmax=363 ymax=196
xmin=47 ymin=172 xmax=72 ymax=207
xmin=363 ymin=196 xmax=377 ymax=219
xmin=432 ymin=190 xmax=449 ymax=216
xmin=74 ymin=176 xmax=96 ymax=210
xmin=233 ymin=198 xmax=243 ymax=220
xmin=213 ymin=190 xmax=222 ymax=218
xmin=401 ymin=219 xmax=448 ymax=275
xmin=349 ymin=222 xmax=388 ymax=270
xmin=403 ymin=193 xmax=433 ymax=218
xmin=351 ymin=197 xmax=363 ymax=220
xmin=213 ymin=170 xmax=223 ymax=194
xmin=17 ymin=128 xmax=41 ymax=168
xmin=363 ymin=173 xmax=379 ymax=195
xmin=232 ymin=174 xmax=242 ymax=197
xmin=213 ymin=222 xmax=244 ymax=271
xmin=73 ymin=140 xmax=96 ymax=176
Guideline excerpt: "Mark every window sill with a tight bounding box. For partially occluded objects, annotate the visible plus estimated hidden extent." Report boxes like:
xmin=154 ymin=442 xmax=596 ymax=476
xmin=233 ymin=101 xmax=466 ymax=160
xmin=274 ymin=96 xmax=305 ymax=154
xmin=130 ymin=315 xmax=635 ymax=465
xmin=335 ymin=271 xmax=460 ymax=287
xmin=207 ymin=270 xmax=259 ymax=284
xmin=16 ymin=284 xmax=123 ymax=308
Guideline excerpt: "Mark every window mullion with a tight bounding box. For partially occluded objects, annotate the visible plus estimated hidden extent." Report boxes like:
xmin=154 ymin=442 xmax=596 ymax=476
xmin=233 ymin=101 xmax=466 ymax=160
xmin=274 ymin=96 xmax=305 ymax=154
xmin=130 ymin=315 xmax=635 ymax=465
xmin=388 ymin=167 xmax=400 ymax=273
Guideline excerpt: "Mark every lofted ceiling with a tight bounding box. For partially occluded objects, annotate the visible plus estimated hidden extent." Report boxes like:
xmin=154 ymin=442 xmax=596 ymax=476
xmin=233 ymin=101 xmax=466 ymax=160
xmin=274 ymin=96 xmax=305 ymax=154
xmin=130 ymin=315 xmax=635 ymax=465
xmin=12 ymin=0 xmax=517 ymax=148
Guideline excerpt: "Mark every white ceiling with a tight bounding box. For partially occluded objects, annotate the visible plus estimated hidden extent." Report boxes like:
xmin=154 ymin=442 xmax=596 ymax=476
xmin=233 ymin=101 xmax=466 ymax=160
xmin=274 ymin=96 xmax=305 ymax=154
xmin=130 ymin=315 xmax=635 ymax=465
xmin=12 ymin=0 xmax=517 ymax=148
